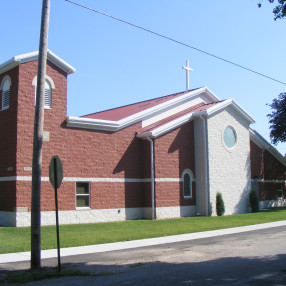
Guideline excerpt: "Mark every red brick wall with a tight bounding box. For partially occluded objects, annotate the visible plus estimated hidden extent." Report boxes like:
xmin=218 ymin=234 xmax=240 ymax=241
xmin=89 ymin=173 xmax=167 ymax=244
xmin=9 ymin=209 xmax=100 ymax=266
xmin=250 ymin=139 xmax=286 ymax=200
xmin=250 ymin=140 xmax=286 ymax=180
xmin=250 ymin=140 xmax=263 ymax=179
xmin=0 ymin=67 xmax=19 ymax=211
xmin=16 ymin=60 xmax=68 ymax=177
xmin=263 ymin=149 xmax=286 ymax=180
xmin=143 ymin=140 xmax=152 ymax=208
xmin=0 ymin=67 xmax=19 ymax=177
xmin=13 ymin=59 xmax=148 ymax=211
xmin=5 ymin=58 xmax=198 ymax=213
xmin=0 ymin=181 xmax=16 ymax=211
xmin=154 ymin=121 xmax=196 ymax=207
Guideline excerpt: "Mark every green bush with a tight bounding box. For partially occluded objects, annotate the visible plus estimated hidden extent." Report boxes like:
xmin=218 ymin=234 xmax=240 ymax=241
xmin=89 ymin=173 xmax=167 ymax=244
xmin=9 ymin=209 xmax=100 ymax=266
xmin=216 ymin=192 xmax=225 ymax=216
xmin=249 ymin=187 xmax=259 ymax=212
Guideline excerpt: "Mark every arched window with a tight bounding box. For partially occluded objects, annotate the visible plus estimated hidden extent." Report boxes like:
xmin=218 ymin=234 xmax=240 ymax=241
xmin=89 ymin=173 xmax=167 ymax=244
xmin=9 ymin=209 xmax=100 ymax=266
xmin=182 ymin=169 xmax=193 ymax=198
xmin=1 ymin=76 xmax=11 ymax=110
xmin=32 ymin=75 xmax=55 ymax=109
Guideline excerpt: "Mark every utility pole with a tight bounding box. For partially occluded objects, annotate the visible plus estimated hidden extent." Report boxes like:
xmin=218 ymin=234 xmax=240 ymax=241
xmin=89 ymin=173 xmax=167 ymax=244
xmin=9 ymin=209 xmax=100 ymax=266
xmin=31 ymin=0 xmax=50 ymax=270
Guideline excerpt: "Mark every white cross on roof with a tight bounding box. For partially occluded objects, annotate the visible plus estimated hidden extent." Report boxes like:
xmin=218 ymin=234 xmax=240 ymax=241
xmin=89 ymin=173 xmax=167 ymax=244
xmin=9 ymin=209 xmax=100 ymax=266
xmin=182 ymin=60 xmax=193 ymax=91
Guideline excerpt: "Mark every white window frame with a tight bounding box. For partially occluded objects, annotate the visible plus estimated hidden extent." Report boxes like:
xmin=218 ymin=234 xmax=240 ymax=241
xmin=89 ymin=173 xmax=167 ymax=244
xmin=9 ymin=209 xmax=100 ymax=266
xmin=0 ymin=75 xmax=11 ymax=110
xmin=182 ymin=169 xmax=194 ymax=198
xmin=222 ymin=125 xmax=237 ymax=151
xmin=32 ymin=75 xmax=55 ymax=109
xmin=75 ymin=182 xmax=90 ymax=209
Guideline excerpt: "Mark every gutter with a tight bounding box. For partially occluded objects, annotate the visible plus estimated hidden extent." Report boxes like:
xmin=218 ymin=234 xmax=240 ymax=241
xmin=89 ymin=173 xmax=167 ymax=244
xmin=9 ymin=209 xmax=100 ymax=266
xmin=146 ymin=137 xmax=156 ymax=220
xmin=0 ymin=50 xmax=76 ymax=75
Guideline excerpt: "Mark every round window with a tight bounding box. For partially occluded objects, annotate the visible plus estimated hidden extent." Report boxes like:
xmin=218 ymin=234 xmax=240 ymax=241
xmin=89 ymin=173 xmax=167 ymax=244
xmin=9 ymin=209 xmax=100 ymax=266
xmin=223 ymin=126 xmax=237 ymax=149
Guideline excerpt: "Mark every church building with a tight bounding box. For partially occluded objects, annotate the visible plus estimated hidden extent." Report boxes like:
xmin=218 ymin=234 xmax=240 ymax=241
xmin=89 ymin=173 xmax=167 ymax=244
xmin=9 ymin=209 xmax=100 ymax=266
xmin=0 ymin=51 xmax=285 ymax=227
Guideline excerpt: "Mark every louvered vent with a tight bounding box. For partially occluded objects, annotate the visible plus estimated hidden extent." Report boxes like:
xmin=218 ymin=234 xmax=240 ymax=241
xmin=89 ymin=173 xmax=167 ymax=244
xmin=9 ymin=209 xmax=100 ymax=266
xmin=44 ymin=88 xmax=51 ymax=108
xmin=2 ymin=89 xmax=10 ymax=109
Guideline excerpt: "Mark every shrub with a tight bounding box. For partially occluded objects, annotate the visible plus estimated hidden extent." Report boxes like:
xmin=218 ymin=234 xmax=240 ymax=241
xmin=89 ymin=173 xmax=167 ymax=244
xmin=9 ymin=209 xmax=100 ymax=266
xmin=216 ymin=192 xmax=225 ymax=216
xmin=249 ymin=187 xmax=259 ymax=212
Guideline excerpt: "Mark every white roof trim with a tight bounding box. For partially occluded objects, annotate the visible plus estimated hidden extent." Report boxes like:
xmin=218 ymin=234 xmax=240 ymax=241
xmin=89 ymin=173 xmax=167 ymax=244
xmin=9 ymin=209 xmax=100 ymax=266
xmin=67 ymin=89 xmax=255 ymax=134
xmin=206 ymin=99 xmax=255 ymax=124
xmin=250 ymin=128 xmax=286 ymax=167
xmin=66 ymin=87 xmax=218 ymax=131
xmin=137 ymin=112 xmax=194 ymax=139
xmin=0 ymin=50 xmax=76 ymax=75
xmin=138 ymin=99 xmax=255 ymax=139
xmin=66 ymin=116 xmax=120 ymax=131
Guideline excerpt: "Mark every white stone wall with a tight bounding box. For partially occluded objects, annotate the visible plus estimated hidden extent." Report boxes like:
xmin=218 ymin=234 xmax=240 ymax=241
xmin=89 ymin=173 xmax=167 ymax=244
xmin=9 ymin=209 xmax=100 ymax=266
xmin=1 ymin=206 xmax=197 ymax=227
xmin=156 ymin=206 xmax=197 ymax=219
xmin=3 ymin=206 xmax=196 ymax=227
xmin=207 ymin=106 xmax=251 ymax=216
xmin=11 ymin=208 xmax=145 ymax=227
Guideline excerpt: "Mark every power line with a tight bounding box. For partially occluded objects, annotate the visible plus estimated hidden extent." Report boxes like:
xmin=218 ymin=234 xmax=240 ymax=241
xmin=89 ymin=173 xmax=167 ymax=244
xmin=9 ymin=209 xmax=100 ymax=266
xmin=64 ymin=0 xmax=286 ymax=87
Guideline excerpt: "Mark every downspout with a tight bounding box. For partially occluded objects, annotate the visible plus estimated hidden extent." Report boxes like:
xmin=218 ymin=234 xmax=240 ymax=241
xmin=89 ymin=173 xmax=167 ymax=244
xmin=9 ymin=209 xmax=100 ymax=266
xmin=147 ymin=137 xmax=156 ymax=220
xmin=199 ymin=115 xmax=210 ymax=216
xmin=261 ymin=148 xmax=265 ymax=202
xmin=261 ymin=148 xmax=265 ymax=180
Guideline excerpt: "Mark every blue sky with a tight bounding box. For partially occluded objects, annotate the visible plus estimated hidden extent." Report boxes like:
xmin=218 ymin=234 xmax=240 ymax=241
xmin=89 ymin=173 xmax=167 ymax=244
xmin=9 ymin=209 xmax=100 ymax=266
xmin=1 ymin=0 xmax=286 ymax=154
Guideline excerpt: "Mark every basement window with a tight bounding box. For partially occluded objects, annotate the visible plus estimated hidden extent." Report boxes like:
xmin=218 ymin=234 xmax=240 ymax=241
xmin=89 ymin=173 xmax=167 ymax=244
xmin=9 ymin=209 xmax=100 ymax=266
xmin=76 ymin=182 xmax=90 ymax=208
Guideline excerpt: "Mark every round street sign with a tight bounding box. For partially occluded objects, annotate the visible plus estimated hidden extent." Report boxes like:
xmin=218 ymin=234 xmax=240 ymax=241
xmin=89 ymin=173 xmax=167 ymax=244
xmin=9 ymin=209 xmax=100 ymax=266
xmin=49 ymin=156 xmax=63 ymax=190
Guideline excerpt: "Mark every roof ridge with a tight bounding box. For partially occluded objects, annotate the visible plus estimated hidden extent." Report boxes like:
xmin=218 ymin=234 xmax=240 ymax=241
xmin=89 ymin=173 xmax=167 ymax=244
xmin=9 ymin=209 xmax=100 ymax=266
xmin=81 ymin=88 xmax=201 ymax=118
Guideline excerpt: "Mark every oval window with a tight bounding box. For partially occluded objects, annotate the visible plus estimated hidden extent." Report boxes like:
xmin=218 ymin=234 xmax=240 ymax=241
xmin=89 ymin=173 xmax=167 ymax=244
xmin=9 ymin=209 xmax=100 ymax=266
xmin=223 ymin=126 xmax=237 ymax=149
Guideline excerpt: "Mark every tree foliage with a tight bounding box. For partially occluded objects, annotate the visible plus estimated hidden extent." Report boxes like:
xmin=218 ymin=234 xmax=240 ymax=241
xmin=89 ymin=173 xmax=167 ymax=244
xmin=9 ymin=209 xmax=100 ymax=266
xmin=249 ymin=188 xmax=259 ymax=213
xmin=216 ymin=192 xmax=225 ymax=216
xmin=258 ymin=0 xmax=286 ymax=20
xmin=267 ymin=93 xmax=286 ymax=145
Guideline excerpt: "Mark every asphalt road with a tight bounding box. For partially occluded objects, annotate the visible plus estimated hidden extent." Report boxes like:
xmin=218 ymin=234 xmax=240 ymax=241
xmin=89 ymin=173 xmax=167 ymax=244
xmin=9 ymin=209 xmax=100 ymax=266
xmin=1 ymin=226 xmax=286 ymax=285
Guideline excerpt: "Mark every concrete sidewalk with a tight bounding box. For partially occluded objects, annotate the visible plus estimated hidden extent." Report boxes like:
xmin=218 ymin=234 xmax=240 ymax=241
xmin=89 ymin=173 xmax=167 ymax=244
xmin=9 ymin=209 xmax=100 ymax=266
xmin=1 ymin=220 xmax=286 ymax=264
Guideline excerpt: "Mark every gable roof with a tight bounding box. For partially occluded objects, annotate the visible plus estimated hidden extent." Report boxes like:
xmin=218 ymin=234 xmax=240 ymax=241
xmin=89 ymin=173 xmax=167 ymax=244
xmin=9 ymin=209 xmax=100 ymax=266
xmin=82 ymin=88 xmax=200 ymax=121
xmin=67 ymin=87 xmax=255 ymax=132
xmin=136 ymin=98 xmax=255 ymax=139
xmin=0 ymin=50 xmax=76 ymax=75
xmin=67 ymin=87 xmax=221 ymax=131
xmin=137 ymin=101 xmax=220 ymax=138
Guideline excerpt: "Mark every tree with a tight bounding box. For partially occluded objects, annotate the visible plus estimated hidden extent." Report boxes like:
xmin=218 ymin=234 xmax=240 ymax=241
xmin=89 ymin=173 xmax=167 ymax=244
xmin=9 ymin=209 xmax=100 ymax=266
xmin=249 ymin=188 xmax=259 ymax=213
xmin=216 ymin=192 xmax=225 ymax=216
xmin=258 ymin=0 xmax=286 ymax=20
xmin=267 ymin=93 xmax=286 ymax=145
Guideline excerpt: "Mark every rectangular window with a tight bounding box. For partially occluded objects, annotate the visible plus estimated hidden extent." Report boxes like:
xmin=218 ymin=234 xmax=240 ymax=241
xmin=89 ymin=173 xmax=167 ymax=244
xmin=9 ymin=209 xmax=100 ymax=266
xmin=76 ymin=182 xmax=90 ymax=208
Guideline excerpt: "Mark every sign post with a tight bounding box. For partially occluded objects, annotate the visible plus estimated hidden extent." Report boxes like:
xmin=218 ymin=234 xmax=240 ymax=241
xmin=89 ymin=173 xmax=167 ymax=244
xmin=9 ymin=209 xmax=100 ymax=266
xmin=49 ymin=156 xmax=63 ymax=272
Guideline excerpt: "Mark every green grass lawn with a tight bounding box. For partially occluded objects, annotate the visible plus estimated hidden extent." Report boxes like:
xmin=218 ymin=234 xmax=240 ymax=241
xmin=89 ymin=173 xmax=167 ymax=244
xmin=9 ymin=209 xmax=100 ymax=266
xmin=0 ymin=208 xmax=286 ymax=254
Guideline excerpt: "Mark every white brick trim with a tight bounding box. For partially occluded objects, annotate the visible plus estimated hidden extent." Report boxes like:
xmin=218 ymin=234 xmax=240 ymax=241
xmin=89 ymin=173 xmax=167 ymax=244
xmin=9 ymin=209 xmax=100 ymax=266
xmin=0 ymin=176 xmax=194 ymax=183
xmin=251 ymin=179 xmax=286 ymax=183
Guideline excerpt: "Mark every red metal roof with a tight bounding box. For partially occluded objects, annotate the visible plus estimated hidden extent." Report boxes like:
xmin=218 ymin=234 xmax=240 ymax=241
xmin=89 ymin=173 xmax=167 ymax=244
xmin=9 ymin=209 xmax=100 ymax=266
xmin=137 ymin=101 xmax=222 ymax=135
xmin=82 ymin=89 xmax=198 ymax=121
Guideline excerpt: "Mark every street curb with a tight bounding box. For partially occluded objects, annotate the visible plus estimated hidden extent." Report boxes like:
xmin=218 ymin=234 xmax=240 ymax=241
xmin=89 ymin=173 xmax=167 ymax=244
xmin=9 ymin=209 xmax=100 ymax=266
xmin=1 ymin=220 xmax=286 ymax=264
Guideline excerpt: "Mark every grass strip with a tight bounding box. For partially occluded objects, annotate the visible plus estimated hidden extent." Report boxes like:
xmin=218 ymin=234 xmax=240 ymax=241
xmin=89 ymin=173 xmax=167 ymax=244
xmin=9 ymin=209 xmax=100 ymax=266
xmin=0 ymin=207 xmax=285 ymax=254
